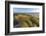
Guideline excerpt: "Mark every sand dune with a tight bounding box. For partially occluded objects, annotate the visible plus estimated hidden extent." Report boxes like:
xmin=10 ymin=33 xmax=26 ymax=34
xmin=13 ymin=13 xmax=39 ymax=28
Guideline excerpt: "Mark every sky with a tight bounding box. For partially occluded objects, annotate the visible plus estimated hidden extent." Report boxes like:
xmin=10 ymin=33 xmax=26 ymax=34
xmin=13 ymin=8 xmax=39 ymax=13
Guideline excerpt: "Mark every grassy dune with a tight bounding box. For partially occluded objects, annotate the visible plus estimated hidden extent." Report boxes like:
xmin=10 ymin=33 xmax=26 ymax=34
xmin=14 ymin=13 xmax=39 ymax=28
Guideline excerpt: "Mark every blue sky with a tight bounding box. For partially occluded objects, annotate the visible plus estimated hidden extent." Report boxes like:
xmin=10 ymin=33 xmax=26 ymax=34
xmin=13 ymin=8 xmax=39 ymax=13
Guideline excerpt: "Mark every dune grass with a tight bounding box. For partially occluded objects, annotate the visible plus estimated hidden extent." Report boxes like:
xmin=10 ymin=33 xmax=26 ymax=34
xmin=14 ymin=13 xmax=39 ymax=28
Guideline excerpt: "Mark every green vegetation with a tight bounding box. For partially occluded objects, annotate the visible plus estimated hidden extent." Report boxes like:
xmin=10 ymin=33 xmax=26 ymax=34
xmin=14 ymin=13 xmax=39 ymax=27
